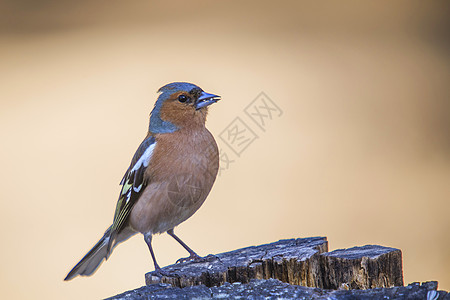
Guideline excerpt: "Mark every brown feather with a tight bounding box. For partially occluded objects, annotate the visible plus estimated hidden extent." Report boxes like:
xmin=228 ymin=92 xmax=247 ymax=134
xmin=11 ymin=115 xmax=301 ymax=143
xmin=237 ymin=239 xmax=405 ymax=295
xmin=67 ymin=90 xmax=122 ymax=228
xmin=129 ymin=126 xmax=219 ymax=234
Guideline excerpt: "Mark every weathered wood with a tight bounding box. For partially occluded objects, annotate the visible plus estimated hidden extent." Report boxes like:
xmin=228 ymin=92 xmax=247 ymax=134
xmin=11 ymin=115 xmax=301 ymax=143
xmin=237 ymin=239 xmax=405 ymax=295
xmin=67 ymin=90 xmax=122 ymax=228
xmin=106 ymin=279 xmax=449 ymax=300
xmin=106 ymin=238 xmax=449 ymax=299
xmin=145 ymin=237 xmax=328 ymax=288
xmin=145 ymin=237 xmax=403 ymax=290
xmin=320 ymin=245 xmax=404 ymax=289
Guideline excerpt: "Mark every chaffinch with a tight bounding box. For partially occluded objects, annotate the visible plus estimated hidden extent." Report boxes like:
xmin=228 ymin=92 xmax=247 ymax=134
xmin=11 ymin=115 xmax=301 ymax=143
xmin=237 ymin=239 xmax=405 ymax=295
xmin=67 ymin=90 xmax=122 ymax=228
xmin=65 ymin=82 xmax=220 ymax=280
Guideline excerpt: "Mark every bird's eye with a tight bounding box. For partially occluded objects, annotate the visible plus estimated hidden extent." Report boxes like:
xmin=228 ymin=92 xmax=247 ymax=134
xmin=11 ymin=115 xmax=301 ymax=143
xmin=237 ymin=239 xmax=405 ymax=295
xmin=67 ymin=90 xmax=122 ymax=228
xmin=178 ymin=95 xmax=188 ymax=103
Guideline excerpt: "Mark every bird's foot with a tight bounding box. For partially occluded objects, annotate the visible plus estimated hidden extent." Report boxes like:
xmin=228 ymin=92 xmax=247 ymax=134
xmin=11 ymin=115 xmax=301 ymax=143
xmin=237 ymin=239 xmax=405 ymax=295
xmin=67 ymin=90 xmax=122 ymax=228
xmin=152 ymin=267 xmax=174 ymax=278
xmin=176 ymin=253 xmax=201 ymax=264
xmin=204 ymin=254 xmax=222 ymax=263
xmin=176 ymin=253 xmax=221 ymax=264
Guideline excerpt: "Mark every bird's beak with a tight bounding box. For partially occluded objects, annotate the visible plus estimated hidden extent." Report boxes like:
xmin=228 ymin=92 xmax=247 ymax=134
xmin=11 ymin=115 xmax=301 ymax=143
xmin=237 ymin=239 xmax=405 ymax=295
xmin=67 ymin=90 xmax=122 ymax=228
xmin=195 ymin=92 xmax=221 ymax=110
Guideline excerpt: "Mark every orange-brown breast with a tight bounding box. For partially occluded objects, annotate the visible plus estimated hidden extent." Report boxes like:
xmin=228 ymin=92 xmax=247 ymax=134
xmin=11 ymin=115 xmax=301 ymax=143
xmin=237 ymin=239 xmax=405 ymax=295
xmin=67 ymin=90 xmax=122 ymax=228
xmin=128 ymin=127 xmax=219 ymax=234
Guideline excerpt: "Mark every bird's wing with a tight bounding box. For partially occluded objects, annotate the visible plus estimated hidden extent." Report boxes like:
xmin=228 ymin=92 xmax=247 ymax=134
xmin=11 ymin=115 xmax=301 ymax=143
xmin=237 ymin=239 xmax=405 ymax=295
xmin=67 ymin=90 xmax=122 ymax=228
xmin=107 ymin=135 xmax=156 ymax=255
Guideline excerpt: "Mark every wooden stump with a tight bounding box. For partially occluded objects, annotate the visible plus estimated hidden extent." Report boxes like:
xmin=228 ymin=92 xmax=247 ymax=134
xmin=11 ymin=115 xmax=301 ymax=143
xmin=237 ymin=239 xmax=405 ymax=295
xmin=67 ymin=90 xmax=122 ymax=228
xmin=145 ymin=237 xmax=403 ymax=289
xmin=320 ymin=245 xmax=404 ymax=289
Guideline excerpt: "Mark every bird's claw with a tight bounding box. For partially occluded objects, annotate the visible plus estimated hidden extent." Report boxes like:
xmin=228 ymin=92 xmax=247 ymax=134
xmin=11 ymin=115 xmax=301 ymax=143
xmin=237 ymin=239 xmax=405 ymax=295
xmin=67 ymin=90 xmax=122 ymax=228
xmin=176 ymin=254 xmax=204 ymax=264
xmin=204 ymin=254 xmax=221 ymax=263
xmin=176 ymin=254 xmax=221 ymax=264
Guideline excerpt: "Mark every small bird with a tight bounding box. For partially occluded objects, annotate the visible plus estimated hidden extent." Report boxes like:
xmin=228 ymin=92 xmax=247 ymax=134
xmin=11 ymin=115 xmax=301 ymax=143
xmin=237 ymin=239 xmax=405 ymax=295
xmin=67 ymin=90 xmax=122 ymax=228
xmin=64 ymin=82 xmax=220 ymax=280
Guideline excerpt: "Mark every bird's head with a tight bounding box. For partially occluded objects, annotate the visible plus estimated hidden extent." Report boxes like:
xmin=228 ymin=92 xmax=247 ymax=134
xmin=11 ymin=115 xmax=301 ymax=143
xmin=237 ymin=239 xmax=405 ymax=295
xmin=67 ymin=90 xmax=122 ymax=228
xmin=149 ymin=82 xmax=220 ymax=134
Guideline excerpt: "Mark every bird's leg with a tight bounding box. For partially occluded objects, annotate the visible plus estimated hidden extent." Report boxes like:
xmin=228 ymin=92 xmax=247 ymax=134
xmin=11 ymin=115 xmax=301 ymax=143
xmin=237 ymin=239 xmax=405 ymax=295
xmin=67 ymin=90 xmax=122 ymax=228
xmin=167 ymin=229 xmax=205 ymax=263
xmin=144 ymin=233 xmax=171 ymax=276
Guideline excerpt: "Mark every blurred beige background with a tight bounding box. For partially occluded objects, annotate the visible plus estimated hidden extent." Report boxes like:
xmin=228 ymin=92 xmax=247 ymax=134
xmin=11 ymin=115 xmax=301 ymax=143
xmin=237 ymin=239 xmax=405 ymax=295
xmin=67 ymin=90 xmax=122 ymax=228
xmin=0 ymin=1 xmax=449 ymax=299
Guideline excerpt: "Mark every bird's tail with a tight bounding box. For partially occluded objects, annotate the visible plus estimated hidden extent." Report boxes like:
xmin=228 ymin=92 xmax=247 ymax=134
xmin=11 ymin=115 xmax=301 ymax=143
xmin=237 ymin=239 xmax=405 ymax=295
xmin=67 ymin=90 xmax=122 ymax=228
xmin=64 ymin=226 xmax=113 ymax=281
xmin=65 ymin=226 xmax=136 ymax=281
